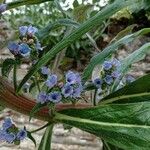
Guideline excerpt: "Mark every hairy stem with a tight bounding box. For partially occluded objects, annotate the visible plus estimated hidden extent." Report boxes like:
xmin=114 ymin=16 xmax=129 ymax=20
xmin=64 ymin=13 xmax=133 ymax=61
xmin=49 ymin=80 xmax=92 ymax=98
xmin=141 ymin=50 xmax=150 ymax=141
xmin=0 ymin=77 xmax=91 ymax=121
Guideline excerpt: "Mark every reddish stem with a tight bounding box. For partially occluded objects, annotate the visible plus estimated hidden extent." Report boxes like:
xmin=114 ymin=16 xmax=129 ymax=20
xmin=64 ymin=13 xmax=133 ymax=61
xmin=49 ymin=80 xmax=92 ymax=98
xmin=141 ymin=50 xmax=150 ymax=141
xmin=0 ymin=77 xmax=91 ymax=121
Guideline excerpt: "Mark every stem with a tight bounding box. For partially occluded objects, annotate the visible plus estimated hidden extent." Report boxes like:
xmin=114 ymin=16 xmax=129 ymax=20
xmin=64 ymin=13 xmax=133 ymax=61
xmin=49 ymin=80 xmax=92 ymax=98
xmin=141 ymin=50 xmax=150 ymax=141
xmin=35 ymin=74 xmax=41 ymax=92
xmin=93 ymin=89 xmax=97 ymax=106
xmin=13 ymin=61 xmax=17 ymax=91
xmin=0 ymin=76 xmax=91 ymax=121
xmin=30 ymin=122 xmax=50 ymax=133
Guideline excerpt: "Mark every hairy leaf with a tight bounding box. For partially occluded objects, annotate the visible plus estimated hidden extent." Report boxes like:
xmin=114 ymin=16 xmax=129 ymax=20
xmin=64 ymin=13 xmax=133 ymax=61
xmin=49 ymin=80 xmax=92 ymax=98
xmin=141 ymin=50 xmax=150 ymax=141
xmin=38 ymin=124 xmax=54 ymax=150
xmin=100 ymin=74 xmax=150 ymax=104
xmin=1 ymin=58 xmax=15 ymax=77
xmin=56 ymin=102 xmax=150 ymax=150
xmin=82 ymin=28 xmax=150 ymax=82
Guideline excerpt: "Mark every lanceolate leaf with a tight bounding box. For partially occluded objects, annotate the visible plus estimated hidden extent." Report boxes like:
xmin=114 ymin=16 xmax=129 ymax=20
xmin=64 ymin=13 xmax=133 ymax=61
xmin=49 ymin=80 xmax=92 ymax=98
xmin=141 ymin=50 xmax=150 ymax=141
xmin=111 ymin=43 xmax=150 ymax=91
xmin=7 ymin=0 xmax=53 ymax=10
xmin=38 ymin=124 xmax=54 ymax=150
xmin=100 ymin=74 xmax=150 ymax=104
xmin=1 ymin=58 xmax=15 ymax=77
xmin=55 ymin=102 xmax=150 ymax=150
xmin=16 ymin=0 xmax=131 ymax=93
xmin=27 ymin=131 xmax=37 ymax=147
xmin=82 ymin=28 xmax=150 ymax=82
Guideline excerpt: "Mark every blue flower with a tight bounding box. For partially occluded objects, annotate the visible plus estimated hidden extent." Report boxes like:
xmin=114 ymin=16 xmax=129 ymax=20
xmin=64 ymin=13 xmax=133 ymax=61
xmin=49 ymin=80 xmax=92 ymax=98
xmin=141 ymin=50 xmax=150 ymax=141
xmin=112 ymin=58 xmax=121 ymax=67
xmin=0 ymin=4 xmax=7 ymax=13
xmin=66 ymin=71 xmax=81 ymax=85
xmin=37 ymin=92 xmax=47 ymax=104
xmin=72 ymin=84 xmax=83 ymax=98
xmin=36 ymin=41 xmax=43 ymax=51
xmin=7 ymin=42 xmax=20 ymax=55
xmin=104 ymin=75 xmax=113 ymax=85
xmin=18 ymin=43 xmax=31 ymax=57
xmin=27 ymin=25 xmax=38 ymax=36
xmin=103 ymin=61 xmax=112 ymax=70
xmin=111 ymin=71 xmax=121 ymax=79
xmin=19 ymin=26 xmax=28 ymax=36
xmin=0 ymin=129 xmax=7 ymax=141
xmin=5 ymin=133 xmax=16 ymax=143
xmin=48 ymin=91 xmax=62 ymax=103
xmin=41 ymin=66 xmax=50 ymax=75
xmin=22 ymin=83 xmax=30 ymax=93
xmin=17 ymin=129 xmax=27 ymax=140
xmin=126 ymin=75 xmax=135 ymax=83
xmin=45 ymin=74 xmax=57 ymax=88
xmin=93 ymin=78 xmax=102 ymax=88
xmin=2 ymin=118 xmax=12 ymax=130
xmin=62 ymin=83 xmax=73 ymax=98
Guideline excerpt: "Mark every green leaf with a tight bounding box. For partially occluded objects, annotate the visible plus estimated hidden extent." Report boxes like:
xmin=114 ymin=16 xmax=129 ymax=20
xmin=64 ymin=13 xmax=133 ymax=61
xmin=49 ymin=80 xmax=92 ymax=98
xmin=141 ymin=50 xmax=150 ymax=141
xmin=16 ymin=0 xmax=130 ymax=93
xmin=1 ymin=58 xmax=15 ymax=77
xmin=82 ymin=28 xmax=150 ymax=82
xmin=7 ymin=0 xmax=53 ymax=11
xmin=38 ymin=124 xmax=54 ymax=150
xmin=27 ymin=131 xmax=36 ymax=147
xmin=29 ymin=103 xmax=46 ymax=121
xmin=55 ymin=102 xmax=150 ymax=150
xmin=112 ymin=43 xmax=150 ymax=91
xmin=100 ymin=74 xmax=150 ymax=104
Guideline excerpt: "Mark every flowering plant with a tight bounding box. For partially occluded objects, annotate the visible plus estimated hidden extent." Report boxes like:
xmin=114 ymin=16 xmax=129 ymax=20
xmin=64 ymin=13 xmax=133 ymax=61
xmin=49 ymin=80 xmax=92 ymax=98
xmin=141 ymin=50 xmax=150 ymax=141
xmin=0 ymin=0 xmax=150 ymax=150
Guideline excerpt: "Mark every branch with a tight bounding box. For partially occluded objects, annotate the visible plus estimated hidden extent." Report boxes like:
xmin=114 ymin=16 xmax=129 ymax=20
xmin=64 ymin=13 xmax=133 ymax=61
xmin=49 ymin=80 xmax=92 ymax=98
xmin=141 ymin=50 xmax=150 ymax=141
xmin=0 ymin=76 xmax=91 ymax=121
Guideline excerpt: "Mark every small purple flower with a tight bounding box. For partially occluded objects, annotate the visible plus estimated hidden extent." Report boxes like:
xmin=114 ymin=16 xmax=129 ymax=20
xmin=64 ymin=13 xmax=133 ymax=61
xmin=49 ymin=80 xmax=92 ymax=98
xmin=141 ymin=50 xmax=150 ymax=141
xmin=93 ymin=78 xmax=102 ymax=88
xmin=27 ymin=25 xmax=38 ymax=36
xmin=111 ymin=71 xmax=121 ymax=79
xmin=2 ymin=118 xmax=12 ymax=130
xmin=7 ymin=42 xmax=20 ymax=55
xmin=0 ymin=4 xmax=7 ymax=13
xmin=5 ymin=133 xmax=16 ymax=143
xmin=17 ymin=129 xmax=27 ymax=140
xmin=104 ymin=75 xmax=114 ymax=85
xmin=37 ymin=92 xmax=47 ymax=104
xmin=45 ymin=74 xmax=57 ymax=88
xmin=112 ymin=58 xmax=121 ymax=67
xmin=36 ymin=41 xmax=43 ymax=51
xmin=103 ymin=61 xmax=112 ymax=70
xmin=0 ymin=129 xmax=7 ymax=141
xmin=126 ymin=75 xmax=135 ymax=83
xmin=18 ymin=43 xmax=31 ymax=57
xmin=22 ymin=83 xmax=30 ymax=93
xmin=41 ymin=66 xmax=50 ymax=75
xmin=66 ymin=71 xmax=81 ymax=85
xmin=62 ymin=83 xmax=73 ymax=98
xmin=72 ymin=84 xmax=83 ymax=98
xmin=19 ymin=26 xmax=28 ymax=36
xmin=48 ymin=91 xmax=62 ymax=103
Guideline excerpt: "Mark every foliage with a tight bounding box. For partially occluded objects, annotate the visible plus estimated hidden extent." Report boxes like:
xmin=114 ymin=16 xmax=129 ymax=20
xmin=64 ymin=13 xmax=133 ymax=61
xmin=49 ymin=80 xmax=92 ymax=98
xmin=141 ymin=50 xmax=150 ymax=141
xmin=0 ymin=0 xmax=150 ymax=150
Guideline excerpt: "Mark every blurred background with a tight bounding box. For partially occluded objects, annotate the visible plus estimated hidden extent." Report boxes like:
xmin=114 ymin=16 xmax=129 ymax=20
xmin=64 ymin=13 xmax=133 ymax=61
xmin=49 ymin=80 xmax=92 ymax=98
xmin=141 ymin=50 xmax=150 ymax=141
xmin=0 ymin=0 xmax=150 ymax=149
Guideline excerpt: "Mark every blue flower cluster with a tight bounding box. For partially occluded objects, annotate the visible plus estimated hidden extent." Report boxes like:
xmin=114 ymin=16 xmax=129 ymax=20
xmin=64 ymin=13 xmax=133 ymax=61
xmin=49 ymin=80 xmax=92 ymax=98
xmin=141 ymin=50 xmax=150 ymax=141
xmin=0 ymin=3 xmax=7 ymax=13
xmin=37 ymin=70 xmax=83 ymax=104
xmin=0 ymin=118 xmax=27 ymax=144
xmin=7 ymin=25 xmax=42 ymax=58
xmin=93 ymin=58 xmax=121 ymax=89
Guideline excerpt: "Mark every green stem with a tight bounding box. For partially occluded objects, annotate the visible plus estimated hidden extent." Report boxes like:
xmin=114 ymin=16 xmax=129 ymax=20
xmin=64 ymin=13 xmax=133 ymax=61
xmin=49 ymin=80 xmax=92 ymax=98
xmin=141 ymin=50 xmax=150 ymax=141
xmin=35 ymin=74 xmax=41 ymax=92
xmin=30 ymin=122 xmax=50 ymax=133
xmin=93 ymin=89 xmax=97 ymax=106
